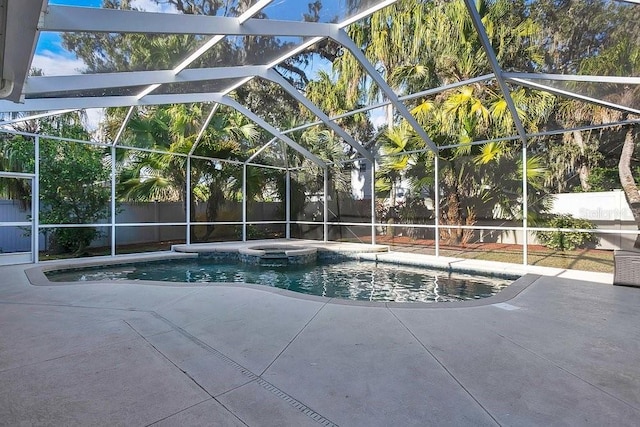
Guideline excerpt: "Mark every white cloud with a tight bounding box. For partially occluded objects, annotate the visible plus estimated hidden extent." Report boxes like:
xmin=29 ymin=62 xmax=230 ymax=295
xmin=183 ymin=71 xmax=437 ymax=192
xmin=130 ymin=0 xmax=178 ymax=13
xmin=31 ymin=51 xmax=86 ymax=76
xmin=369 ymin=107 xmax=388 ymax=130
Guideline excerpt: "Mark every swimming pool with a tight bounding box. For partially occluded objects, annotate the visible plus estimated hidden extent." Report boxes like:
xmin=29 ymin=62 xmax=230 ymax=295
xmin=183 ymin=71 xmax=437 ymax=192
xmin=46 ymin=258 xmax=512 ymax=303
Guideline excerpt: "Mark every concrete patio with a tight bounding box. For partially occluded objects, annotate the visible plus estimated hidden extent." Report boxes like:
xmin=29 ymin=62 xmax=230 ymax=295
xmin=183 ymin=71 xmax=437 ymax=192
xmin=1 ymin=251 xmax=639 ymax=426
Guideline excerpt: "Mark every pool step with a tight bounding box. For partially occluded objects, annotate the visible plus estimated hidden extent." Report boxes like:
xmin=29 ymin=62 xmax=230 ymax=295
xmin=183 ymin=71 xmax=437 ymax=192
xmin=261 ymin=253 xmax=288 ymax=259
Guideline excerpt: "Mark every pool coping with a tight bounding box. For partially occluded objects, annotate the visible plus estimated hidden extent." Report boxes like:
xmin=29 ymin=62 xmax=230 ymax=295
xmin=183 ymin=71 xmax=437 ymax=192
xmin=24 ymin=247 xmax=542 ymax=309
xmin=23 ymin=239 xmax=613 ymax=308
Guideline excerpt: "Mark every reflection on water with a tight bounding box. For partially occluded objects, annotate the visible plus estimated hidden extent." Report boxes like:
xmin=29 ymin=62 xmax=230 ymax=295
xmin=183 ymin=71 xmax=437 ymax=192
xmin=48 ymin=259 xmax=511 ymax=303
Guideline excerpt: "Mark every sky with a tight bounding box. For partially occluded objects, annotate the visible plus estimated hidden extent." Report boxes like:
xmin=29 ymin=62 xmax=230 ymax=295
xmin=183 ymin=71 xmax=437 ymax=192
xmin=35 ymin=0 xmax=352 ymax=76
xmin=33 ymin=1 xmax=179 ymax=131
xmin=34 ymin=0 xmax=177 ymax=76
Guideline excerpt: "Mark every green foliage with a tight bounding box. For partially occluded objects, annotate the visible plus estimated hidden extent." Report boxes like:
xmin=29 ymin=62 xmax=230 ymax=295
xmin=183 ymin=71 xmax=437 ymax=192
xmin=1 ymin=115 xmax=110 ymax=255
xmin=0 ymin=135 xmax=35 ymax=209
xmin=38 ymin=137 xmax=110 ymax=255
xmin=585 ymin=167 xmax=621 ymax=192
xmin=536 ymin=214 xmax=598 ymax=251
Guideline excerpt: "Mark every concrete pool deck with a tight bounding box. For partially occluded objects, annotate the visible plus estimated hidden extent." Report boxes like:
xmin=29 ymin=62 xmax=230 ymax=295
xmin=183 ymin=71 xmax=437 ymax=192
xmin=0 ymin=242 xmax=638 ymax=426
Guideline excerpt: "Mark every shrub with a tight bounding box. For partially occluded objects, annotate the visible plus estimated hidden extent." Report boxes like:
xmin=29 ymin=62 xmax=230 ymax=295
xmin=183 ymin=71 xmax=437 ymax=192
xmin=537 ymin=214 xmax=598 ymax=251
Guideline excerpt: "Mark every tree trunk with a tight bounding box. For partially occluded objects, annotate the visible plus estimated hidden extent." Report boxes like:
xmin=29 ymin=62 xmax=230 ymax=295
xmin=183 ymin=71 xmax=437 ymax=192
xmin=573 ymin=130 xmax=591 ymax=191
xmin=618 ymin=126 xmax=640 ymax=249
xmin=202 ymin=185 xmax=224 ymax=241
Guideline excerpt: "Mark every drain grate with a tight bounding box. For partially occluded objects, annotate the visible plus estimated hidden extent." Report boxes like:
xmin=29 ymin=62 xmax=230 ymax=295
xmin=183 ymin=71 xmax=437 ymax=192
xmin=151 ymin=312 xmax=339 ymax=427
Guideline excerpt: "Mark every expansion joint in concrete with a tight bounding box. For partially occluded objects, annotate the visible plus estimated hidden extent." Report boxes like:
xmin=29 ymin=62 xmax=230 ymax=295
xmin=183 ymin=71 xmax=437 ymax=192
xmin=495 ymin=331 xmax=640 ymax=414
xmin=123 ymin=319 xmax=251 ymax=427
xmin=147 ymin=311 xmax=340 ymax=426
xmin=387 ymin=307 xmax=502 ymax=426
xmin=259 ymin=299 xmax=331 ymax=377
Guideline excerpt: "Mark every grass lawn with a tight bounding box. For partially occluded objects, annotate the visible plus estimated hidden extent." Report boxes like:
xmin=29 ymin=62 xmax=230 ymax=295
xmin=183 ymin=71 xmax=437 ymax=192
xmin=38 ymin=240 xmax=186 ymax=261
xmin=369 ymin=236 xmax=614 ymax=273
xmin=39 ymin=235 xmax=615 ymax=273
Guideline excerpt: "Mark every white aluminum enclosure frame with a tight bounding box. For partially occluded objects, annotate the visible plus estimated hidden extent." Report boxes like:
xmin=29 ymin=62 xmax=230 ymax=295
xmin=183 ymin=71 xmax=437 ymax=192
xmin=0 ymin=171 xmax=35 ymax=264
xmin=0 ymin=0 xmax=638 ymax=265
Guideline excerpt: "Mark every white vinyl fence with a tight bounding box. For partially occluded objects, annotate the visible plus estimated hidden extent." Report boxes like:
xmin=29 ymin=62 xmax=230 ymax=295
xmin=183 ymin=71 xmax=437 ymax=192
xmin=1 ymin=191 xmax=637 ymax=253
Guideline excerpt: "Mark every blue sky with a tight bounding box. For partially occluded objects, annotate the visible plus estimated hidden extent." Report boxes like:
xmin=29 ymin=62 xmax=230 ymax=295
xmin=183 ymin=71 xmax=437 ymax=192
xmin=37 ymin=1 xmax=101 ymax=57
xmin=32 ymin=0 xmax=386 ymax=129
xmin=37 ymin=0 xmax=353 ymax=59
xmin=35 ymin=0 xmax=177 ymax=73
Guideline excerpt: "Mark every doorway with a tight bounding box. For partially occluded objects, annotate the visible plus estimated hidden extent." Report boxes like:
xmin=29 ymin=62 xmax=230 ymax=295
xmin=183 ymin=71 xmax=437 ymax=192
xmin=0 ymin=173 xmax=35 ymax=265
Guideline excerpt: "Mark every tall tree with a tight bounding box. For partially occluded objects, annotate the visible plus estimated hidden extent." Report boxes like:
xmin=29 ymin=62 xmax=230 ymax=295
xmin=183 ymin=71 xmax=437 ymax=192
xmin=113 ymin=104 xmax=261 ymax=240
xmin=349 ymin=0 xmax=552 ymax=244
xmin=619 ymin=126 xmax=640 ymax=248
xmin=528 ymin=0 xmax=640 ymax=246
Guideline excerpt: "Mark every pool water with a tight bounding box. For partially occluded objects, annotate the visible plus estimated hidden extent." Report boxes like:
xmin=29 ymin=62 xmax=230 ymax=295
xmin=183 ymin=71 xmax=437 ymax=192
xmin=47 ymin=258 xmax=512 ymax=303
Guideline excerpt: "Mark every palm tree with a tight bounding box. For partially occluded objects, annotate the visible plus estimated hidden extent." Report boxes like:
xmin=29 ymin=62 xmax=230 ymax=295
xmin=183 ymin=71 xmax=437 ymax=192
xmin=304 ymin=70 xmax=374 ymax=148
xmin=528 ymin=0 xmax=640 ymax=245
xmin=113 ymin=104 xmax=261 ymax=241
xmin=352 ymin=0 xmax=554 ymax=244
xmin=334 ymin=0 xmax=434 ymax=127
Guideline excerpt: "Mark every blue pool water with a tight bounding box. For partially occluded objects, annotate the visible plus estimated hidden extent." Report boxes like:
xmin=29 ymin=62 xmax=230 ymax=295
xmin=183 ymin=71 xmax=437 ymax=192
xmin=46 ymin=258 xmax=512 ymax=303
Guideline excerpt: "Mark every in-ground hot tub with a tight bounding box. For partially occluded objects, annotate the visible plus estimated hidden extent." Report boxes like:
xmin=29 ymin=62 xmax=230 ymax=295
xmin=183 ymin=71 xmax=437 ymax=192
xmin=238 ymin=245 xmax=317 ymax=265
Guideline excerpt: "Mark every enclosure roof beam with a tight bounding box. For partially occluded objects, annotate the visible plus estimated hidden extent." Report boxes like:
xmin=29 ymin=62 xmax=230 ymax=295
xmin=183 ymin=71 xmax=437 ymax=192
xmin=0 ymin=109 xmax=77 ymax=126
xmin=279 ymin=74 xmax=497 ymax=137
xmin=214 ymin=35 xmax=328 ymax=102
xmin=337 ymin=0 xmax=399 ymax=28
xmin=135 ymin=0 xmax=273 ymax=99
xmin=24 ymin=66 xmax=267 ymax=95
xmin=0 ymin=93 xmax=227 ymax=112
xmin=245 ymin=138 xmax=277 ymax=164
xmin=189 ymin=103 xmax=220 ymax=156
xmin=261 ymin=69 xmax=374 ymax=161
xmin=0 ymin=91 xmax=325 ymax=166
xmin=217 ymin=1 xmax=405 ymax=104
xmin=40 ymin=5 xmax=339 ymax=38
xmin=507 ymin=78 xmax=640 ymax=115
xmin=217 ymin=96 xmax=325 ymax=168
xmin=503 ymin=72 xmax=640 ymax=85
xmin=112 ymin=106 xmax=135 ymax=146
xmin=334 ymin=29 xmax=439 ymax=153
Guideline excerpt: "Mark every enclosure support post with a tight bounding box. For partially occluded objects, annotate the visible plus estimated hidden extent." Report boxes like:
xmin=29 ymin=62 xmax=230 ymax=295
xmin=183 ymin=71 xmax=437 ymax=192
xmin=434 ymin=155 xmax=440 ymax=257
xmin=371 ymin=159 xmax=376 ymax=245
xmin=522 ymin=143 xmax=528 ymax=266
xmin=111 ymin=145 xmax=116 ymax=256
xmin=285 ymin=169 xmax=291 ymax=239
xmin=242 ymin=163 xmax=247 ymax=242
xmin=186 ymin=156 xmax=191 ymax=245
xmin=324 ymin=167 xmax=329 ymax=242
xmin=33 ymin=136 xmax=40 ymax=263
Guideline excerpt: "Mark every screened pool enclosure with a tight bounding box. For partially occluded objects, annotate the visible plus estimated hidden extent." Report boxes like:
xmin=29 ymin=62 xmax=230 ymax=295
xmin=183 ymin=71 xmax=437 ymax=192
xmin=0 ymin=0 xmax=639 ymax=271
